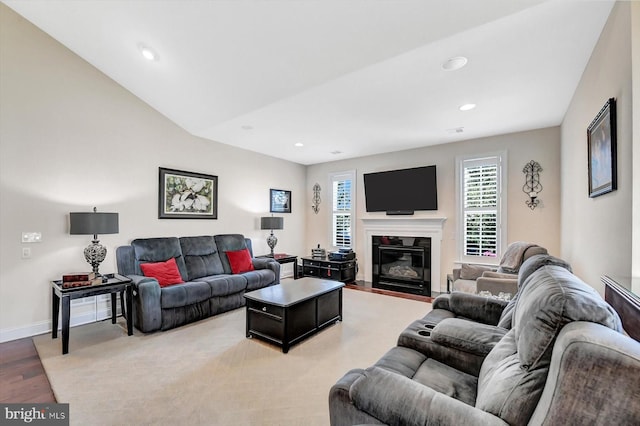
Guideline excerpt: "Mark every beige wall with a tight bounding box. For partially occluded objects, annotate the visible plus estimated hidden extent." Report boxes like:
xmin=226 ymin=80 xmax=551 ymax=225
xmin=0 ymin=5 xmax=306 ymax=341
xmin=2 ymin=2 xmax=635 ymax=342
xmin=560 ymin=1 xmax=633 ymax=294
xmin=305 ymin=126 xmax=562 ymax=293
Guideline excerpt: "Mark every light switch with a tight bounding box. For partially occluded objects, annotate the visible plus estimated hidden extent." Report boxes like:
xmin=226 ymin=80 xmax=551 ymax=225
xmin=22 ymin=247 xmax=31 ymax=258
xmin=22 ymin=232 xmax=42 ymax=243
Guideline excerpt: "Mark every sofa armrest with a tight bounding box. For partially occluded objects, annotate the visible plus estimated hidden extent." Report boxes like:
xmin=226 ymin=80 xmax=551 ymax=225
xmin=481 ymin=271 xmax=516 ymax=280
xmin=349 ymin=367 xmax=509 ymax=426
xmin=431 ymin=318 xmax=508 ymax=357
xmin=252 ymin=258 xmax=281 ymax=284
xmin=432 ymin=293 xmax=451 ymax=310
xmin=448 ymin=292 xmax=508 ymax=325
xmin=126 ymin=274 xmax=162 ymax=333
xmin=452 ymin=268 xmax=461 ymax=281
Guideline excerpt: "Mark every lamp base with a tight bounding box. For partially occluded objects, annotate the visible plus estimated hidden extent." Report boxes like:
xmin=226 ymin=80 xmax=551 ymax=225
xmin=84 ymin=239 xmax=106 ymax=276
xmin=266 ymin=232 xmax=278 ymax=257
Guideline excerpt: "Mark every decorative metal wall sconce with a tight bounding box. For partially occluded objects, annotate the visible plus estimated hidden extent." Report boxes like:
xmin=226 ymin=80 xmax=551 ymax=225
xmin=522 ymin=160 xmax=543 ymax=210
xmin=312 ymin=183 xmax=321 ymax=214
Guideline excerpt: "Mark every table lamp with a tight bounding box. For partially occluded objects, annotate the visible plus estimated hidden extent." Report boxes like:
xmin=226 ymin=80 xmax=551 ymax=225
xmin=260 ymin=216 xmax=284 ymax=256
xmin=70 ymin=207 xmax=119 ymax=276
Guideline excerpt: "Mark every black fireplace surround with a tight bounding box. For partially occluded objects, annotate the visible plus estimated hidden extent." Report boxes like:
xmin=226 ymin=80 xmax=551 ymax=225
xmin=372 ymin=236 xmax=431 ymax=296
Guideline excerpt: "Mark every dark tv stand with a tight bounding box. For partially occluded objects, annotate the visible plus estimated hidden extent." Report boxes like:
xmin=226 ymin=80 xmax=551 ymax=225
xmin=386 ymin=210 xmax=415 ymax=216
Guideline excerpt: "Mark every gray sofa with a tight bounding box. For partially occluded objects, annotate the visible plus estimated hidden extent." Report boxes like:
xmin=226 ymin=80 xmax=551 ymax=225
xmin=329 ymin=255 xmax=640 ymax=425
xmin=116 ymin=234 xmax=280 ymax=333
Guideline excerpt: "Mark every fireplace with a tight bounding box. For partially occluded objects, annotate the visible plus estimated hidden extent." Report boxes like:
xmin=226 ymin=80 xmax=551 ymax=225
xmin=373 ymin=236 xmax=431 ymax=296
xmin=361 ymin=217 xmax=446 ymax=294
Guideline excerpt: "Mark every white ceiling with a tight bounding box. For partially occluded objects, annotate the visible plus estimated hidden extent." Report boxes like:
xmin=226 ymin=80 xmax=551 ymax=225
xmin=3 ymin=0 xmax=614 ymax=165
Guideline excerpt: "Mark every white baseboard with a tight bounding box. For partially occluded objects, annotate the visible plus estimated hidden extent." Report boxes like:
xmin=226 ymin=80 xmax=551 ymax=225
xmin=0 ymin=297 xmax=122 ymax=343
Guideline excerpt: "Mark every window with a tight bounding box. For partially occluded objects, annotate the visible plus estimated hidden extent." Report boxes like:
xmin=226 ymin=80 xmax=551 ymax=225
xmin=457 ymin=153 xmax=506 ymax=263
xmin=330 ymin=171 xmax=355 ymax=248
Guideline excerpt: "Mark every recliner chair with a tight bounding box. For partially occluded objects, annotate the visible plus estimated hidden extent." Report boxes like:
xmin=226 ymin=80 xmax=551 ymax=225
xmin=452 ymin=241 xmax=547 ymax=295
xmin=329 ymin=257 xmax=640 ymax=425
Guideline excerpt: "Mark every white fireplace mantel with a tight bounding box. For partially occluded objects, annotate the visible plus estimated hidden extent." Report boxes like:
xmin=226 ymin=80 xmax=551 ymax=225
xmin=361 ymin=217 xmax=446 ymax=292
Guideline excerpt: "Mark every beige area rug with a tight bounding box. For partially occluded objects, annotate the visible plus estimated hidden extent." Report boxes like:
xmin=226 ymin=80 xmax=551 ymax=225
xmin=34 ymin=288 xmax=431 ymax=426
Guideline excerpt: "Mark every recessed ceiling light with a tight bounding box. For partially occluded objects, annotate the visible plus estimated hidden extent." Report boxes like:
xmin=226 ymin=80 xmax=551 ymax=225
xmin=442 ymin=56 xmax=468 ymax=71
xmin=294 ymin=142 xmax=304 ymax=147
xmin=459 ymin=103 xmax=476 ymax=111
xmin=138 ymin=43 xmax=158 ymax=61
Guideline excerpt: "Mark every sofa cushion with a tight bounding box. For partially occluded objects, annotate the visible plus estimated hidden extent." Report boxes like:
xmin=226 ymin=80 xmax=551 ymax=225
xmin=496 ymin=300 xmax=516 ymax=329
xmin=214 ymin=234 xmax=251 ymax=274
xmin=242 ymin=269 xmax=276 ymax=291
xmin=451 ymin=278 xmax=477 ymax=293
xmin=514 ymin=265 xmax=622 ymax=369
xmin=160 ymin=281 xmax=211 ymax=309
xmin=497 ymin=254 xmax=573 ymax=329
xmin=460 ymin=264 xmax=494 ymax=280
xmin=132 ymin=237 xmax=189 ymax=280
xmin=140 ymin=257 xmax=184 ymax=287
xmin=374 ymin=346 xmax=427 ymax=378
xmin=413 ymin=358 xmax=478 ymax=406
xmin=226 ymin=248 xmax=255 ymax=274
xmin=517 ymin=254 xmax=572 ymax=290
xmin=179 ymin=236 xmax=225 ymax=280
xmin=476 ymin=264 xmax=623 ymax=425
xmin=475 ymin=330 xmax=544 ymax=425
xmin=198 ymin=275 xmax=247 ymax=297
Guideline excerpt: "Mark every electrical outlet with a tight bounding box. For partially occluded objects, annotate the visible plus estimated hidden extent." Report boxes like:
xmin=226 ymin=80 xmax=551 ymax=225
xmin=22 ymin=247 xmax=31 ymax=258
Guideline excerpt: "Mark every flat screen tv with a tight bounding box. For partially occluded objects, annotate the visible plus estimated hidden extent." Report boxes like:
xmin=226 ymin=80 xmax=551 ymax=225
xmin=364 ymin=165 xmax=438 ymax=214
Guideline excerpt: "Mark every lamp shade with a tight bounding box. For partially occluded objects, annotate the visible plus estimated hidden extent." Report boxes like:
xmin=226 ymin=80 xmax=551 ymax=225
xmin=260 ymin=216 xmax=283 ymax=230
xmin=70 ymin=212 xmax=119 ymax=235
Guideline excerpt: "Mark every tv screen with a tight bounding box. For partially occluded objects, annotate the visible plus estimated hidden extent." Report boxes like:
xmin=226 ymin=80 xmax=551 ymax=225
xmin=364 ymin=165 xmax=438 ymax=213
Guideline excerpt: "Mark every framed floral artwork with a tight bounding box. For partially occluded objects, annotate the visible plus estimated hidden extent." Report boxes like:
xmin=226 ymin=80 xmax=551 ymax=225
xmin=587 ymin=98 xmax=617 ymax=198
xmin=270 ymin=188 xmax=291 ymax=213
xmin=158 ymin=167 xmax=218 ymax=219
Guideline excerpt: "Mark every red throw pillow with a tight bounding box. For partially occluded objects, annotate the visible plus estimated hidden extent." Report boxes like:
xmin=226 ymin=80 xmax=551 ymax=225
xmin=226 ymin=249 xmax=255 ymax=274
xmin=140 ymin=257 xmax=184 ymax=287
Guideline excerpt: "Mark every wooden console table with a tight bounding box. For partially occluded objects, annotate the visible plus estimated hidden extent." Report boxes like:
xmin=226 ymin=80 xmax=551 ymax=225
xmin=602 ymin=275 xmax=640 ymax=341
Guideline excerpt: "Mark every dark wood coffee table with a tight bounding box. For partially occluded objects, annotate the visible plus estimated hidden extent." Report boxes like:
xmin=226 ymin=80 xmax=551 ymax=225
xmin=244 ymin=278 xmax=344 ymax=353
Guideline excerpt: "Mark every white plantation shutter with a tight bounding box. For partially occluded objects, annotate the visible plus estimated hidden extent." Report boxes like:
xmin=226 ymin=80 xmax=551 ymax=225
xmin=331 ymin=172 xmax=355 ymax=248
xmin=458 ymin=154 xmax=505 ymax=261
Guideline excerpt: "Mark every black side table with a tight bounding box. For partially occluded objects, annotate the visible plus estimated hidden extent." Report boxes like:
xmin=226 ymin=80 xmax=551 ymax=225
xmin=257 ymin=254 xmax=298 ymax=279
xmin=51 ymin=273 xmax=133 ymax=354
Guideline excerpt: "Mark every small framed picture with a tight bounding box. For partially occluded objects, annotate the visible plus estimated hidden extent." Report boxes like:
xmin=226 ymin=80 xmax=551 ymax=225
xmin=270 ymin=189 xmax=291 ymax=213
xmin=159 ymin=167 xmax=218 ymax=219
xmin=587 ymin=98 xmax=617 ymax=198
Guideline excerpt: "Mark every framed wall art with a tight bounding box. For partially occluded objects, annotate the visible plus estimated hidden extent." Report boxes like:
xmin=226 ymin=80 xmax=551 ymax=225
xmin=158 ymin=167 xmax=218 ymax=219
xmin=587 ymin=97 xmax=617 ymax=198
xmin=270 ymin=188 xmax=291 ymax=213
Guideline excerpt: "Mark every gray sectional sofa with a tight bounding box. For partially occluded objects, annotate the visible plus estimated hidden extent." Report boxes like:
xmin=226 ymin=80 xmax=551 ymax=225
xmin=329 ymin=254 xmax=640 ymax=425
xmin=116 ymin=234 xmax=279 ymax=332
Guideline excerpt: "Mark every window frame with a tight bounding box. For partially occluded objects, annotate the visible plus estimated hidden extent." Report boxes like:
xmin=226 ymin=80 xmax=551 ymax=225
xmin=456 ymin=152 xmax=507 ymax=264
xmin=329 ymin=170 xmax=356 ymax=249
